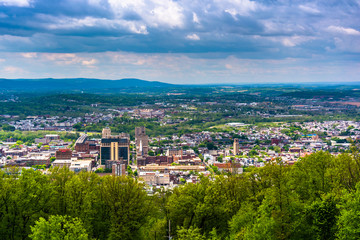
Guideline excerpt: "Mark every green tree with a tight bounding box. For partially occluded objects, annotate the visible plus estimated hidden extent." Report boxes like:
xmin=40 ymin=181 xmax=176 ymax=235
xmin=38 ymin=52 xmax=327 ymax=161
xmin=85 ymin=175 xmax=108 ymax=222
xmin=177 ymin=226 xmax=205 ymax=240
xmin=0 ymin=169 xmax=54 ymax=239
xmin=101 ymin=176 xmax=153 ymax=240
xmin=290 ymin=151 xmax=333 ymax=202
xmin=29 ymin=215 xmax=89 ymax=240
xmin=337 ymin=183 xmax=360 ymax=240
xmin=303 ymin=195 xmax=339 ymax=240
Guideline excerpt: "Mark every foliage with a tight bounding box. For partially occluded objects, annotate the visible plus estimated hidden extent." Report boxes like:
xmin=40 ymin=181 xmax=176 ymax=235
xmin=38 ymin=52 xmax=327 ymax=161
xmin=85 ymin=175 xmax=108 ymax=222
xmin=3 ymin=151 xmax=360 ymax=239
xmin=29 ymin=215 xmax=89 ymax=240
xmin=177 ymin=226 xmax=205 ymax=240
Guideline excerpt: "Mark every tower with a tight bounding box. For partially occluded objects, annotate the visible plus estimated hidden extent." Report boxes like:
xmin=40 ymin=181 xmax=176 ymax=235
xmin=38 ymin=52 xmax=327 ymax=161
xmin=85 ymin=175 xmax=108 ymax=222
xmin=102 ymin=127 xmax=111 ymax=139
xmin=233 ymin=138 xmax=240 ymax=155
xmin=135 ymin=127 xmax=149 ymax=157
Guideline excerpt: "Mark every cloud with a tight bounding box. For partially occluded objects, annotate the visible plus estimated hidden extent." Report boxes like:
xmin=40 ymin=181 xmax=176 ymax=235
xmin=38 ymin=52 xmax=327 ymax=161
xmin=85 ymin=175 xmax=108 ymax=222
xmin=0 ymin=0 xmax=31 ymax=7
xmin=82 ymin=58 xmax=97 ymax=65
xmin=3 ymin=66 xmax=27 ymax=74
xmin=299 ymin=4 xmax=320 ymax=14
xmin=0 ymin=0 xmax=359 ymax=83
xmin=0 ymin=0 xmax=358 ymax=58
xmin=192 ymin=12 xmax=199 ymax=24
xmin=186 ymin=33 xmax=200 ymax=40
xmin=108 ymin=0 xmax=185 ymax=28
xmin=278 ymin=36 xmax=316 ymax=47
xmin=21 ymin=52 xmax=37 ymax=58
xmin=327 ymin=26 xmax=360 ymax=36
xmin=41 ymin=53 xmax=99 ymax=66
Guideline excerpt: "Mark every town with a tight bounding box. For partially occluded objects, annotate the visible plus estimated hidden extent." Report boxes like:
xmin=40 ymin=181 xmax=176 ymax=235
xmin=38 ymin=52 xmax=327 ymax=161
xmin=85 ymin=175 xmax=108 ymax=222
xmin=1 ymin=118 xmax=359 ymax=191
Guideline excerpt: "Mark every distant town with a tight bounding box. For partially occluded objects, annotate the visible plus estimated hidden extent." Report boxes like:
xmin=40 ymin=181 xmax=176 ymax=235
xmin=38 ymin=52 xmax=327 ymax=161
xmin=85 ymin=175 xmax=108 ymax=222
xmin=1 ymin=114 xmax=359 ymax=190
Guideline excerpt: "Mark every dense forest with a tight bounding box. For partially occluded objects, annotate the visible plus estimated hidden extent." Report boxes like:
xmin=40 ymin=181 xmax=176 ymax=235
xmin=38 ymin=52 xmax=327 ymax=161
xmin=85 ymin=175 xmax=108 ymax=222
xmin=2 ymin=150 xmax=360 ymax=239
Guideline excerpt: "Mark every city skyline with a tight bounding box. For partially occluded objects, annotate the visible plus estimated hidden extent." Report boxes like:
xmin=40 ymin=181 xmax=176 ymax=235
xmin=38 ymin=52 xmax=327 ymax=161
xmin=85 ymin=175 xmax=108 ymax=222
xmin=0 ymin=0 xmax=359 ymax=84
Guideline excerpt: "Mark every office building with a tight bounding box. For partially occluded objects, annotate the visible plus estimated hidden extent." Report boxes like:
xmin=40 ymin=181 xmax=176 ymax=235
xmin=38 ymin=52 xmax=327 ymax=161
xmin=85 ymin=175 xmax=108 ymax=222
xmin=100 ymin=127 xmax=130 ymax=169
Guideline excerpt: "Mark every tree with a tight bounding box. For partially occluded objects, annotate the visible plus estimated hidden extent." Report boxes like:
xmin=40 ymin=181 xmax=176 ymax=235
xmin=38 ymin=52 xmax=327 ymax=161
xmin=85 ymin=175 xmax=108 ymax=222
xmin=63 ymin=171 xmax=107 ymax=239
xmin=303 ymin=195 xmax=339 ymax=240
xmin=100 ymin=176 xmax=153 ymax=240
xmin=290 ymin=151 xmax=333 ymax=202
xmin=95 ymin=168 xmax=104 ymax=173
xmin=29 ymin=215 xmax=89 ymax=240
xmin=177 ymin=226 xmax=205 ymax=240
xmin=2 ymin=124 xmax=15 ymax=131
xmin=0 ymin=169 xmax=54 ymax=240
xmin=337 ymin=183 xmax=360 ymax=240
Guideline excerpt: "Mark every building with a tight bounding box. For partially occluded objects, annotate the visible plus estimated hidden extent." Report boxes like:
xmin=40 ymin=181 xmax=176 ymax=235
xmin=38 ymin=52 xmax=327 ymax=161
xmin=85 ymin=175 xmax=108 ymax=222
xmin=135 ymin=127 xmax=149 ymax=157
xmin=45 ymin=134 xmax=60 ymax=141
xmin=233 ymin=138 xmax=240 ymax=155
xmin=112 ymin=162 xmax=127 ymax=176
xmin=74 ymin=134 xmax=100 ymax=153
xmin=55 ymin=149 xmax=72 ymax=159
xmin=75 ymin=134 xmax=89 ymax=152
xmin=100 ymin=127 xmax=130 ymax=169
xmin=14 ymin=153 xmax=51 ymax=167
xmin=166 ymin=148 xmax=182 ymax=157
xmin=52 ymin=159 xmax=72 ymax=168
xmin=69 ymin=160 xmax=94 ymax=172
xmin=137 ymin=155 xmax=174 ymax=166
xmin=139 ymin=172 xmax=170 ymax=186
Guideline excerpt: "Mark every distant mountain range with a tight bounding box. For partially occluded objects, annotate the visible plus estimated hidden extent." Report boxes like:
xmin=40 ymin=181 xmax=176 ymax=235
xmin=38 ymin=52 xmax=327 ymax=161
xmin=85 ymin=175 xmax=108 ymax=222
xmin=1 ymin=78 xmax=360 ymax=93
xmin=0 ymin=78 xmax=176 ymax=92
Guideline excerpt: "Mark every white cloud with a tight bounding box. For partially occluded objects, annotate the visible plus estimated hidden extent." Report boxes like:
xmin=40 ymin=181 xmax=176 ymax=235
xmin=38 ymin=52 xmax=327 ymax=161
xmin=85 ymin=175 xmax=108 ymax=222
xmin=38 ymin=14 xmax=149 ymax=35
xmin=225 ymin=64 xmax=233 ymax=69
xmin=186 ymin=33 xmax=200 ymax=40
xmin=82 ymin=58 xmax=98 ymax=65
xmin=327 ymin=26 xmax=360 ymax=36
xmin=192 ymin=12 xmax=200 ymax=24
xmin=267 ymin=36 xmax=316 ymax=47
xmin=3 ymin=66 xmax=26 ymax=74
xmin=21 ymin=52 xmax=37 ymax=58
xmin=217 ymin=0 xmax=260 ymax=16
xmin=108 ymin=0 xmax=184 ymax=29
xmin=0 ymin=0 xmax=31 ymax=7
xmin=299 ymin=4 xmax=320 ymax=14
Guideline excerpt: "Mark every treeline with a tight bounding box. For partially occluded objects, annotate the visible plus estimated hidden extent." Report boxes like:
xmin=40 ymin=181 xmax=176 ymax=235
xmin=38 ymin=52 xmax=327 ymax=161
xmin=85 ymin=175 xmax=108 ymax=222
xmin=2 ymin=150 xmax=360 ymax=239
xmin=0 ymin=130 xmax=80 ymax=144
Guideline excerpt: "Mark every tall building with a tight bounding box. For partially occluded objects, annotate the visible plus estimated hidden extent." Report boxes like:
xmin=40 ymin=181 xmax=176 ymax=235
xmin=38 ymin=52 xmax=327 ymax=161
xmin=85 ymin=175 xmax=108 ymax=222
xmin=102 ymin=127 xmax=111 ymax=138
xmin=135 ymin=126 xmax=149 ymax=157
xmin=100 ymin=127 xmax=130 ymax=169
xmin=233 ymin=138 xmax=240 ymax=155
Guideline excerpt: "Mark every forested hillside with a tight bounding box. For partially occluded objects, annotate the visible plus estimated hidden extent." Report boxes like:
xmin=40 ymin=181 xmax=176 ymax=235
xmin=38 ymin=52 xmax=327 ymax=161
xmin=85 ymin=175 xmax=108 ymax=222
xmin=1 ymin=150 xmax=360 ymax=239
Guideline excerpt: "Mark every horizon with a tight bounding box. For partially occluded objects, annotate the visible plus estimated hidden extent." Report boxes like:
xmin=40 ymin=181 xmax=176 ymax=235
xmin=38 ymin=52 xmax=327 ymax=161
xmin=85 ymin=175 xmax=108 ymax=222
xmin=0 ymin=0 xmax=359 ymax=84
xmin=1 ymin=77 xmax=360 ymax=86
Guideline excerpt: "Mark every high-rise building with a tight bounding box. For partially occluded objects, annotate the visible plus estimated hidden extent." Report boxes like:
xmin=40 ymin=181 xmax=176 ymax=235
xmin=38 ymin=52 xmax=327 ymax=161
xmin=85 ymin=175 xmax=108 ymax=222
xmin=100 ymin=127 xmax=130 ymax=169
xmin=135 ymin=126 xmax=149 ymax=157
xmin=233 ymin=138 xmax=240 ymax=155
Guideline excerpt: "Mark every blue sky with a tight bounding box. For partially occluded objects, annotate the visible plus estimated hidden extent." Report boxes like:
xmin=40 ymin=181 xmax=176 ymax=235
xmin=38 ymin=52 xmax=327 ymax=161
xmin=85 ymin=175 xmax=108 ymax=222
xmin=0 ymin=0 xmax=359 ymax=84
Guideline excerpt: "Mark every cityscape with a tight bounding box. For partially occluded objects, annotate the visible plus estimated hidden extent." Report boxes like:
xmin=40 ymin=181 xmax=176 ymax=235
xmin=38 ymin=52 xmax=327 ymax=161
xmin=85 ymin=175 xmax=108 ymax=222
xmin=0 ymin=0 xmax=360 ymax=239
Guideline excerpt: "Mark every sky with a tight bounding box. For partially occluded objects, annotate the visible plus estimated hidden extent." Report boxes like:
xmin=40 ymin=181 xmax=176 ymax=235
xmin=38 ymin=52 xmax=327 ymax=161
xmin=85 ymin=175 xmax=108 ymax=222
xmin=0 ymin=0 xmax=359 ymax=84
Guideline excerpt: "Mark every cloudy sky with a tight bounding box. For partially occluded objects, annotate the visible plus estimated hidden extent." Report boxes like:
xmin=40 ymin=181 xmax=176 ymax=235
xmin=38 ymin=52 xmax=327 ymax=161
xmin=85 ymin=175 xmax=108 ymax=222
xmin=0 ymin=0 xmax=359 ymax=84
